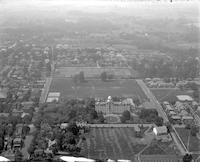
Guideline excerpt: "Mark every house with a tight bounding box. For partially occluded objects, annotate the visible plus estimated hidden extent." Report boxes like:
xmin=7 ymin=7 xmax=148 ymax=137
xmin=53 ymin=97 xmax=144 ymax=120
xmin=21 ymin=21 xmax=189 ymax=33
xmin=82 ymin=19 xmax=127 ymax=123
xmin=4 ymin=136 xmax=12 ymax=150
xmin=153 ymin=126 xmax=168 ymax=136
xmin=171 ymin=115 xmax=182 ymax=124
xmin=34 ymin=149 xmax=45 ymax=156
xmin=153 ymin=126 xmax=171 ymax=142
xmin=182 ymin=115 xmax=194 ymax=125
xmin=0 ymin=113 xmax=9 ymax=118
xmin=60 ymin=123 xmax=69 ymax=129
xmin=176 ymin=95 xmax=193 ymax=103
xmin=12 ymin=109 xmax=23 ymax=117
xmin=13 ymin=137 xmax=22 ymax=149
xmin=21 ymin=101 xmax=34 ymax=110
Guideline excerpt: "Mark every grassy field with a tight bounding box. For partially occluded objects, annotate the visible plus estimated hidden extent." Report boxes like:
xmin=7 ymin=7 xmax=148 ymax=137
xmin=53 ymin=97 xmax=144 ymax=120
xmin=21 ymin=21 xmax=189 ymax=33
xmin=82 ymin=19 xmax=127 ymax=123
xmin=150 ymin=88 xmax=193 ymax=102
xmin=175 ymin=128 xmax=200 ymax=152
xmin=49 ymin=78 xmax=147 ymax=99
xmin=80 ymin=128 xmax=147 ymax=160
xmin=55 ymin=67 xmax=136 ymax=78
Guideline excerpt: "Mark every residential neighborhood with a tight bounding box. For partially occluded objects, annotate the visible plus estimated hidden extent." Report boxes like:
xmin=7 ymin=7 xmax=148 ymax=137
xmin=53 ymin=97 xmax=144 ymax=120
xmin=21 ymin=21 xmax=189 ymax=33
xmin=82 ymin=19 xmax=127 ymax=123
xmin=0 ymin=0 xmax=199 ymax=162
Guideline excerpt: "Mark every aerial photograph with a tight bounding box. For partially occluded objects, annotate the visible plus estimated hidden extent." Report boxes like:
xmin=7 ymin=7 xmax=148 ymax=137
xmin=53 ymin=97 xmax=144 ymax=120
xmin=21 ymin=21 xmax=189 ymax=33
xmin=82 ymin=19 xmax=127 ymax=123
xmin=0 ymin=0 xmax=199 ymax=161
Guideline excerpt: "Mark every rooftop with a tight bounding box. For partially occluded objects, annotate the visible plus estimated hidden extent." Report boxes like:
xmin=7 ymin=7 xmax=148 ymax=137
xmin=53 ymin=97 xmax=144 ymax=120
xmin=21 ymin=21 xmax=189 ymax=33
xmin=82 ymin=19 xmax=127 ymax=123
xmin=153 ymin=126 xmax=168 ymax=135
xmin=48 ymin=92 xmax=61 ymax=97
xmin=176 ymin=95 xmax=193 ymax=102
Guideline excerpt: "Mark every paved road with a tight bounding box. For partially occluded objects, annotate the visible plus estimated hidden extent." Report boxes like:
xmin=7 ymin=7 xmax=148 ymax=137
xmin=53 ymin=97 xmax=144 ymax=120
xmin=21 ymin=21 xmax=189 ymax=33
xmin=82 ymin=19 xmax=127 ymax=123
xmin=39 ymin=46 xmax=55 ymax=104
xmin=136 ymin=79 xmax=169 ymax=123
xmin=136 ymin=79 xmax=188 ymax=155
xmin=86 ymin=123 xmax=152 ymax=128
xmin=39 ymin=77 xmax=52 ymax=103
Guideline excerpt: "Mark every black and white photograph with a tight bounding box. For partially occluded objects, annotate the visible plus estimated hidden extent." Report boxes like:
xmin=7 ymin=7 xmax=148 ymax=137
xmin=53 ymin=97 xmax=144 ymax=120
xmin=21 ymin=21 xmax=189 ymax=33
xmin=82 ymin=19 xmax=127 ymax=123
xmin=0 ymin=0 xmax=199 ymax=161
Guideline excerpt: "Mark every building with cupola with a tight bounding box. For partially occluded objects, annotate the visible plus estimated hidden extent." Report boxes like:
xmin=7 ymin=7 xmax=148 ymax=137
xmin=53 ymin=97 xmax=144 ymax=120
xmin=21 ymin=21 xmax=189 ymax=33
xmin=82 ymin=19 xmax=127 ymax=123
xmin=95 ymin=96 xmax=134 ymax=114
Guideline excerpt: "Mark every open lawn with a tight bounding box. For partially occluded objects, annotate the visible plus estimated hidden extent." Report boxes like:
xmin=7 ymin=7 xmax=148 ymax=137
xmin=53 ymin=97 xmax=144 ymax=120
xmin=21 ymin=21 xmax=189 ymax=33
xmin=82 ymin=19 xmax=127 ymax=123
xmin=80 ymin=128 xmax=146 ymax=160
xmin=49 ymin=78 xmax=147 ymax=99
xmin=150 ymin=88 xmax=193 ymax=102
xmin=55 ymin=67 xmax=137 ymax=78
xmin=175 ymin=128 xmax=200 ymax=152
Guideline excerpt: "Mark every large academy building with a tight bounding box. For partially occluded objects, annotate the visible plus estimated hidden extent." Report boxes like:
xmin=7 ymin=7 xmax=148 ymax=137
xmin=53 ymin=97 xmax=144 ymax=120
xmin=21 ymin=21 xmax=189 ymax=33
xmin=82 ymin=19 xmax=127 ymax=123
xmin=95 ymin=96 xmax=134 ymax=114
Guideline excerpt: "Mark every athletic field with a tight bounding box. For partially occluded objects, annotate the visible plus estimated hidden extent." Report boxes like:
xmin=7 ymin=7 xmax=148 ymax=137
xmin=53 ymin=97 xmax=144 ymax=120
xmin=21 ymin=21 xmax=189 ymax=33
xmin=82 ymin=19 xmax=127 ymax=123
xmin=49 ymin=78 xmax=147 ymax=99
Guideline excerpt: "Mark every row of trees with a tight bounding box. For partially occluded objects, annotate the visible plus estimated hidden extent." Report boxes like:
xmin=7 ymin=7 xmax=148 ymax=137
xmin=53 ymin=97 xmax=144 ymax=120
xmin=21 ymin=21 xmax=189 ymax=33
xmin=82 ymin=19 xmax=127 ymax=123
xmin=72 ymin=71 xmax=115 ymax=83
xmin=100 ymin=71 xmax=114 ymax=81
xmin=73 ymin=71 xmax=85 ymax=84
xmin=139 ymin=109 xmax=163 ymax=126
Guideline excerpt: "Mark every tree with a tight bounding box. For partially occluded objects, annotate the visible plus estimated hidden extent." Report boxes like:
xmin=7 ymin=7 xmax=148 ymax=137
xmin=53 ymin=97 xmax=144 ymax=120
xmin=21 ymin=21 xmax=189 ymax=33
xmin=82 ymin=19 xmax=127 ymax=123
xmin=100 ymin=71 xmax=107 ymax=81
xmin=165 ymin=122 xmax=172 ymax=133
xmin=22 ymin=115 xmax=32 ymax=124
xmin=0 ymin=137 xmax=4 ymax=152
xmin=67 ymin=123 xmax=79 ymax=136
xmin=133 ymin=97 xmax=141 ymax=106
xmin=107 ymin=74 xmax=114 ymax=80
xmin=98 ymin=112 xmax=105 ymax=123
xmin=68 ymin=109 xmax=77 ymax=121
xmin=8 ymin=115 xmax=22 ymax=127
xmin=46 ymin=62 xmax=51 ymax=72
xmin=90 ymin=109 xmax=98 ymax=119
xmin=139 ymin=109 xmax=158 ymax=119
xmin=155 ymin=116 xmax=163 ymax=126
xmin=193 ymin=90 xmax=199 ymax=100
xmin=15 ymin=150 xmax=23 ymax=162
xmin=28 ymin=143 xmax=36 ymax=155
xmin=183 ymin=153 xmax=193 ymax=162
xmin=22 ymin=125 xmax=30 ymax=136
xmin=122 ymin=110 xmax=131 ymax=121
xmin=86 ymin=98 xmax=95 ymax=110
xmin=79 ymin=71 xmax=85 ymax=82
xmin=191 ymin=126 xmax=198 ymax=136
xmin=120 ymin=116 xmax=126 ymax=123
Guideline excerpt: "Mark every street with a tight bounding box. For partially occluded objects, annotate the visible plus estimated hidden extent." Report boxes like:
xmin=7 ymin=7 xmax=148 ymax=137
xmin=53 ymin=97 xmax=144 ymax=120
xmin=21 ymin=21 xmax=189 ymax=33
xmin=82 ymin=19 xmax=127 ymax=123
xmin=136 ymin=79 xmax=168 ymax=123
xmin=136 ymin=79 xmax=188 ymax=155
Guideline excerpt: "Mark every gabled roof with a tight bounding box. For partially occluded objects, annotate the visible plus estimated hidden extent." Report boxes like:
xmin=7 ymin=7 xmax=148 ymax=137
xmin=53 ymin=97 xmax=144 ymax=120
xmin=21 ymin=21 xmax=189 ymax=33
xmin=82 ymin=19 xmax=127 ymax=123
xmin=153 ymin=126 xmax=168 ymax=135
